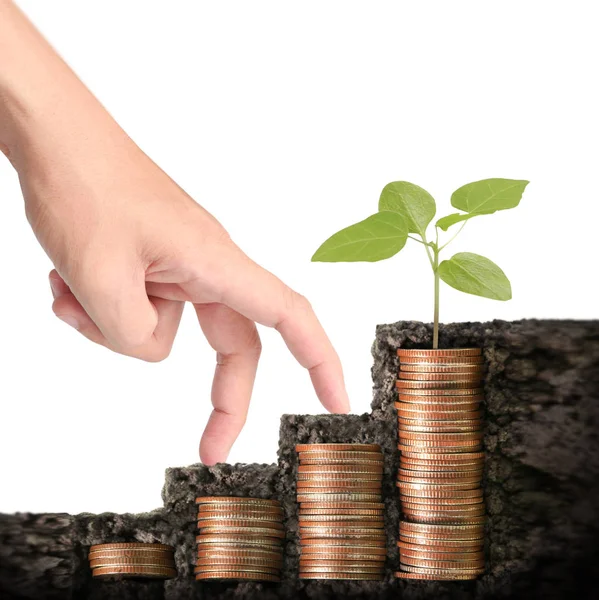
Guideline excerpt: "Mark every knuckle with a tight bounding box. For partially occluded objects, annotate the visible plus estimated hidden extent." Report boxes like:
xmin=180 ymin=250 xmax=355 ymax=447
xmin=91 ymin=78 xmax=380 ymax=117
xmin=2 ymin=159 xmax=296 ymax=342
xmin=246 ymin=328 xmax=262 ymax=357
xmin=117 ymin=328 xmax=154 ymax=352
xmin=280 ymin=288 xmax=312 ymax=319
xmin=136 ymin=342 xmax=172 ymax=363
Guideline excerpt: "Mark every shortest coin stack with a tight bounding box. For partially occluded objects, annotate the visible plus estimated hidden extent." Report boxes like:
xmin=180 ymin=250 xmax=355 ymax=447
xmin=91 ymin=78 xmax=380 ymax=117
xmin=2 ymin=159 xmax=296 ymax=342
xmin=296 ymin=443 xmax=386 ymax=581
xmin=195 ymin=496 xmax=284 ymax=582
xmin=88 ymin=543 xmax=176 ymax=579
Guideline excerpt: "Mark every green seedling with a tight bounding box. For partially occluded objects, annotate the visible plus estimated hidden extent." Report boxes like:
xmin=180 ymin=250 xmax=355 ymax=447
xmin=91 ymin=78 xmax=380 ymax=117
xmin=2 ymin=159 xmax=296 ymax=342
xmin=312 ymin=178 xmax=529 ymax=348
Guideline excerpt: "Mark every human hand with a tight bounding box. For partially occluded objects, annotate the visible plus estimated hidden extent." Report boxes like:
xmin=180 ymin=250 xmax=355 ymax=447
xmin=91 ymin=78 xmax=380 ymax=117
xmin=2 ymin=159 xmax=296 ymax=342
xmin=0 ymin=1 xmax=349 ymax=465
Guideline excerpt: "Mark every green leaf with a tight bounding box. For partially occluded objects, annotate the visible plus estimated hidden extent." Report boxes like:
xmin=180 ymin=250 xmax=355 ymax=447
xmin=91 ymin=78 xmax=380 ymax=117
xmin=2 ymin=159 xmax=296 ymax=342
xmin=378 ymin=181 xmax=436 ymax=237
xmin=435 ymin=210 xmax=497 ymax=231
xmin=451 ymin=178 xmax=529 ymax=215
xmin=436 ymin=179 xmax=529 ymax=230
xmin=311 ymin=211 xmax=408 ymax=262
xmin=438 ymin=252 xmax=512 ymax=301
xmin=435 ymin=213 xmax=471 ymax=231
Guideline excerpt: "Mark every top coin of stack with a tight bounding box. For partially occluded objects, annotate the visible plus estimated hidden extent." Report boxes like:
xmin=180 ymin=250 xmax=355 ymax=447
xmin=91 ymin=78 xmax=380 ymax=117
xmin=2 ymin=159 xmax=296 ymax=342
xmin=88 ymin=543 xmax=177 ymax=579
xmin=296 ymin=443 xmax=386 ymax=581
xmin=394 ymin=348 xmax=485 ymax=582
xmin=195 ymin=496 xmax=284 ymax=582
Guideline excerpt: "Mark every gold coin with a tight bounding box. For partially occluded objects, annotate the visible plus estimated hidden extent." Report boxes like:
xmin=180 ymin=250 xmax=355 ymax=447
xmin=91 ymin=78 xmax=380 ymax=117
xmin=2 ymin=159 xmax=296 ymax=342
xmin=197 ymin=504 xmax=283 ymax=515
xmin=399 ymin=486 xmax=483 ymax=498
xmin=297 ymin=493 xmax=383 ymax=503
xmin=92 ymin=565 xmax=176 ymax=579
xmin=300 ymin=538 xmax=386 ymax=549
xmin=298 ymin=451 xmax=383 ymax=462
xmin=300 ymin=508 xmax=384 ymax=516
xmin=89 ymin=557 xmax=175 ymax=569
xmin=399 ymin=547 xmax=484 ymax=561
xmin=398 ymin=469 xmax=482 ymax=480
xmin=399 ymin=535 xmax=484 ymax=548
xmin=299 ymin=527 xmax=386 ymax=537
xmin=299 ymin=565 xmax=383 ymax=574
xmin=399 ymin=371 xmax=483 ymax=382
xmin=195 ymin=497 xmax=280 ymax=507
xmin=399 ymin=554 xmax=485 ymax=569
xmin=298 ymin=464 xmax=383 ymax=473
xmin=400 ymin=363 xmax=484 ymax=373
xmin=400 ymin=450 xmax=485 ymax=461
xmin=400 ymin=564 xmax=484 ymax=575
xmin=398 ymin=477 xmax=482 ymax=488
xmin=299 ymin=515 xmax=384 ymax=523
xmin=299 ymin=458 xmax=384 ymax=466
xmin=396 ymin=405 xmax=483 ymax=418
xmin=195 ymin=534 xmax=282 ymax=547
xmin=402 ymin=514 xmax=485 ymax=525
xmin=400 ymin=459 xmax=483 ymax=471
xmin=296 ymin=444 xmax=381 ymax=453
xmin=400 ymin=431 xmax=482 ymax=441
xmin=87 ymin=549 xmax=173 ymax=561
xmin=297 ymin=472 xmax=382 ymax=480
xmin=397 ymin=540 xmax=484 ymax=554
xmin=395 ymin=570 xmax=477 ymax=581
xmin=197 ymin=519 xmax=284 ymax=531
xmin=398 ymin=415 xmax=483 ymax=425
xmin=398 ymin=445 xmax=481 ymax=455
xmin=397 ymin=481 xmax=480 ymax=492
xmin=396 ymin=380 xmax=482 ymax=391
xmin=399 ymin=423 xmax=482 ymax=433
xmin=195 ymin=571 xmax=281 ymax=582
xmin=400 ymin=522 xmax=484 ymax=535
xmin=196 ymin=556 xmax=283 ymax=572
xmin=300 ymin=572 xmax=383 ymax=580
xmin=297 ymin=481 xmax=382 ymax=489
xmin=196 ymin=512 xmax=283 ymax=522
xmin=300 ymin=552 xmax=385 ymax=562
xmin=399 ymin=358 xmax=483 ymax=368
xmin=89 ymin=543 xmax=172 ymax=553
xmin=398 ymin=387 xmax=484 ymax=397
xmin=198 ymin=526 xmax=285 ymax=538
xmin=399 ymin=352 xmax=483 ymax=361
xmin=400 ymin=495 xmax=483 ymax=507
xmin=300 ymin=501 xmax=384 ymax=509
xmin=197 ymin=548 xmax=282 ymax=560
xmin=194 ymin=565 xmax=280 ymax=575
xmin=398 ymin=348 xmax=481 ymax=357
xmin=402 ymin=502 xmax=485 ymax=514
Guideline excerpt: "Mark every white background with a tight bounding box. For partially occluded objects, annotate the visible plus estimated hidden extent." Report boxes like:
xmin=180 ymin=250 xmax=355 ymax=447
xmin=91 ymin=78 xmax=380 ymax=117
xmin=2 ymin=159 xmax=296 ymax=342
xmin=1 ymin=1 xmax=596 ymax=515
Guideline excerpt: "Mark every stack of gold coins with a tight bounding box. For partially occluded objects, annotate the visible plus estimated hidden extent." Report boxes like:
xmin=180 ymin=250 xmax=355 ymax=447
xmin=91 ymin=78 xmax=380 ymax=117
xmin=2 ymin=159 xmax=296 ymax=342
xmin=296 ymin=443 xmax=386 ymax=581
xmin=394 ymin=348 xmax=486 ymax=581
xmin=195 ymin=496 xmax=284 ymax=582
xmin=88 ymin=543 xmax=176 ymax=579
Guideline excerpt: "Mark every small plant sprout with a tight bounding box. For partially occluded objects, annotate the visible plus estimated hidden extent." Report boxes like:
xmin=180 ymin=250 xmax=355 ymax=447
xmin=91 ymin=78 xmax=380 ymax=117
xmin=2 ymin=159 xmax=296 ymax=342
xmin=312 ymin=178 xmax=529 ymax=349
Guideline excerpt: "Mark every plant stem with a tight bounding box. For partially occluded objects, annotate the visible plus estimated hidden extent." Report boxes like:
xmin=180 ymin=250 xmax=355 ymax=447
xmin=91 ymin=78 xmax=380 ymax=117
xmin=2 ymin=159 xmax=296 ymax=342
xmin=433 ymin=244 xmax=440 ymax=349
xmin=408 ymin=235 xmax=428 ymax=245
xmin=439 ymin=220 xmax=467 ymax=251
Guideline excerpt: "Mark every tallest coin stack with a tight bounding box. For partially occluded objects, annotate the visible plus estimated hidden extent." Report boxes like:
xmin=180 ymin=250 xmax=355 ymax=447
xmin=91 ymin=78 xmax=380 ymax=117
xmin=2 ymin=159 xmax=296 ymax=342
xmin=394 ymin=348 xmax=486 ymax=581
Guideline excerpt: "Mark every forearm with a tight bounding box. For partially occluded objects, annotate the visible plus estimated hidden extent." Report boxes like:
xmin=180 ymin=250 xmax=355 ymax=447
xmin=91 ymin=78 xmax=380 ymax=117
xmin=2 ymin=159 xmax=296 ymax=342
xmin=0 ymin=0 xmax=123 ymax=170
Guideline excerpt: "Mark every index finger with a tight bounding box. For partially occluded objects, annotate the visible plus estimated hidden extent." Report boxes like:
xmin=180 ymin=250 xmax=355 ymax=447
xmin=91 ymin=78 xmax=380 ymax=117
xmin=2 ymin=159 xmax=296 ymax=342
xmin=206 ymin=248 xmax=351 ymax=414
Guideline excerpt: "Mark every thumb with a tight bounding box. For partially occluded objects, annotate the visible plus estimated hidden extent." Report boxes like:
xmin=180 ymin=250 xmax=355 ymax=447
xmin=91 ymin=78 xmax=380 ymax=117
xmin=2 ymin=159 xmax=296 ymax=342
xmin=68 ymin=262 xmax=158 ymax=352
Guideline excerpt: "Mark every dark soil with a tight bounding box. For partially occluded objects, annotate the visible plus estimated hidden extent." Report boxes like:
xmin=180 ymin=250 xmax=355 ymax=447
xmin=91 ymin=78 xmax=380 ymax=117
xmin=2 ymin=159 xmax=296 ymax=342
xmin=2 ymin=320 xmax=598 ymax=599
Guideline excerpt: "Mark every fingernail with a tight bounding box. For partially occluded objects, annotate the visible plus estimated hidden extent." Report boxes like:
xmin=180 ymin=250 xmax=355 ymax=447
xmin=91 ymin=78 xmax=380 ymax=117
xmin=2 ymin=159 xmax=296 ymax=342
xmin=56 ymin=315 xmax=80 ymax=330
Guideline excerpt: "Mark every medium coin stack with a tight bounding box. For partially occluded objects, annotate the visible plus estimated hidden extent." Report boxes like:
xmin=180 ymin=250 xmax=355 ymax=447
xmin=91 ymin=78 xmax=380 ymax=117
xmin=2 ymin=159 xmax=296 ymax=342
xmin=394 ymin=348 xmax=485 ymax=581
xmin=296 ymin=443 xmax=386 ymax=581
xmin=88 ymin=543 xmax=177 ymax=579
xmin=195 ymin=496 xmax=284 ymax=582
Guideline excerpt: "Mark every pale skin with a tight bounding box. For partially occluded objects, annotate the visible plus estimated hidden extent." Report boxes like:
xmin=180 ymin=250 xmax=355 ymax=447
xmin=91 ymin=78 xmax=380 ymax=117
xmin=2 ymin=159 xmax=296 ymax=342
xmin=0 ymin=1 xmax=350 ymax=464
